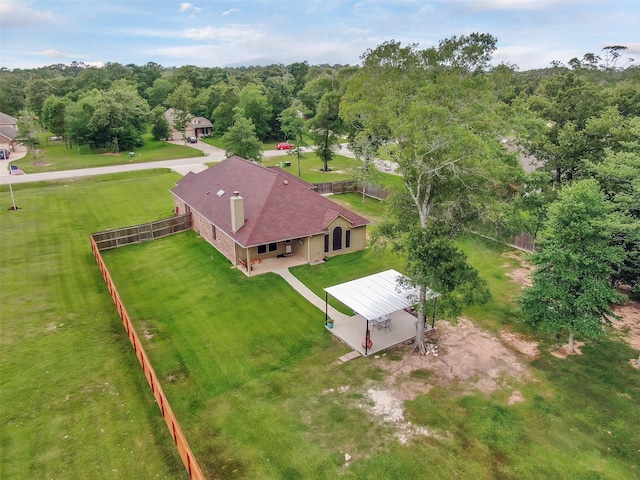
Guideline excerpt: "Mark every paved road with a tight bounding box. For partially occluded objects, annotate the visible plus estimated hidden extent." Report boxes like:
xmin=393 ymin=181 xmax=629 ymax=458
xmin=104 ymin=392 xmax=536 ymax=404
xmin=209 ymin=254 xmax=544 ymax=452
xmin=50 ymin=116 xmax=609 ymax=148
xmin=0 ymin=141 xmax=227 ymax=185
xmin=0 ymin=141 xmax=400 ymax=185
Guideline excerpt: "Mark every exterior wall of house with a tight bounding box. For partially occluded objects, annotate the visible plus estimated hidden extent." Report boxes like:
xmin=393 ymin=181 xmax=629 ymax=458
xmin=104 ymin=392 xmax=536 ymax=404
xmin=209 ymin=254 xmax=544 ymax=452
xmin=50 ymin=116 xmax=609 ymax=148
xmin=173 ymin=197 xmax=189 ymax=216
xmin=306 ymin=219 xmax=368 ymax=262
xmin=170 ymin=125 xmax=196 ymax=141
xmin=175 ymin=197 xmax=238 ymax=264
xmin=172 ymin=197 xmax=367 ymax=268
xmin=192 ymin=213 xmax=237 ymax=264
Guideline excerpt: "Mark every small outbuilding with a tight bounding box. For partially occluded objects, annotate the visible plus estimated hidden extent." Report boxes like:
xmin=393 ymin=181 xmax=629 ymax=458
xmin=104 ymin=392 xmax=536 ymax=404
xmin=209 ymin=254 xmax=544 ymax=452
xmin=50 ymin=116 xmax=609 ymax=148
xmin=324 ymin=269 xmax=440 ymax=355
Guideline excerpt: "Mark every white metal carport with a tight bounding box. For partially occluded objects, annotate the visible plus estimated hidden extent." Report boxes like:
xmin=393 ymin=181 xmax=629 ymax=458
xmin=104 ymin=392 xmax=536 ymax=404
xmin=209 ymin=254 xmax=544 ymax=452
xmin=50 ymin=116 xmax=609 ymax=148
xmin=324 ymin=269 xmax=440 ymax=355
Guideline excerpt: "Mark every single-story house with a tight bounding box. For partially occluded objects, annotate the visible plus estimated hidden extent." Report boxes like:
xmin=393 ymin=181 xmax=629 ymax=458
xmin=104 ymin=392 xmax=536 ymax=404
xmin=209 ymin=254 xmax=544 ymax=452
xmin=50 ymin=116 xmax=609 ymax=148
xmin=170 ymin=156 xmax=371 ymax=274
xmin=164 ymin=108 xmax=213 ymax=141
xmin=0 ymin=112 xmax=19 ymax=152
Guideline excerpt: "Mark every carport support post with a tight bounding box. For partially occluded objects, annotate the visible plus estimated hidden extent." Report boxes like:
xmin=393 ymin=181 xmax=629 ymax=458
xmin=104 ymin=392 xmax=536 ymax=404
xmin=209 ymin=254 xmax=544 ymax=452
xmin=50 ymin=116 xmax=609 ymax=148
xmin=365 ymin=321 xmax=370 ymax=356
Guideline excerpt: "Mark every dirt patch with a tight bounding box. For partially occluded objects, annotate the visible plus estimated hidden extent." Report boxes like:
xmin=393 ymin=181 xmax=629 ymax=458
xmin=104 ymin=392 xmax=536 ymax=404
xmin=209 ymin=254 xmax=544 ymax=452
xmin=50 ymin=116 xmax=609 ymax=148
xmin=500 ymin=330 xmax=539 ymax=357
xmin=376 ymin=318 xmax=530 ymax=401
xmin=507 ymin=390 xmax=525 ymax=405
xmin=33 ymin=160 xmax=51 ymax=167
xmin=610 ymin=301 xmax=640 ymax=350
xmin=347 ymin=318 xmax=531 ymax=441
xmin=503 ymin=252 xmax=534 ymax=288
xmin=550 ymin=341 xmax=585 ymax=358
xmin=358 ymin=387 xmax=444 ymax=444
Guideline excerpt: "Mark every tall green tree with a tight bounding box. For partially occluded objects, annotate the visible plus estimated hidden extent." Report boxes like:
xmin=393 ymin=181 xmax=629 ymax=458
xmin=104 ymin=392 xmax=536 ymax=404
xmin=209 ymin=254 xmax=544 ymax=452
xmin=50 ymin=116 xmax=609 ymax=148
xmin=348 ymin=131 xmax=383 ymax=202
xmin=520 ymin=72 xmax=606 ymax=185
xmin=64 ymin=98 xmax=95 ymax=151
xmin=236 ymin=83 xmax=272 ymax=141
xmin=89 ymin=81 xmax=150 ymax=152
xmin=151 ymin=106 xmax=171 ymax=144
xmin=166 ymin=80 xmax=194 ymax=144
xmin=15 ymin=111 xmax=39 ymax=159
xmin=221 ymin=114 xmax=263 ymax=163
xmin=517 ymin=179 xmax=628 ymax=353
xmin=309 ymin=91 xmax=342 ymax=171
xmin=25 ymin=77 xmax=52 ymax=121
xmin=212 ymin=84 xmax=239 ymax=137
xmin=279 ymin=103 xmax=309 ymax=177
xmin=341 ymin=35 xmax=517 ymax=354
xmin=41 ymin=95 xmax=68 ymax=137
xmin=145 ymin=78 xmax=174 ymax=108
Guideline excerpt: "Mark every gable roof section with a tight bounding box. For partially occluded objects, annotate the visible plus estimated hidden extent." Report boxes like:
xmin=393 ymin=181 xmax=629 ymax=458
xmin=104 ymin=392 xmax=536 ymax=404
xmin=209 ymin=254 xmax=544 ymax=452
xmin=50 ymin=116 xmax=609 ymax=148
xmin=164 ymin=108 xmax=212 ymax=129
xmin=325 ymin=269 xmax=440 ymax=320
xmin=0 ymin=112 xmax=18 ymax=126
xmin=171 ymin=156 xmax=371 ymax=247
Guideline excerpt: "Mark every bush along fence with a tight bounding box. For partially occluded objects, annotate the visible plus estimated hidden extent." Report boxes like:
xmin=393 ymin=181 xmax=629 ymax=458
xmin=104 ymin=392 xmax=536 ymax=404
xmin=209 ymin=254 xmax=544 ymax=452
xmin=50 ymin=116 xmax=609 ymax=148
xmin=90 ymin=231 xmax=205 ymax=479
xmin=92 ymin=214 xmax=191 ymax=251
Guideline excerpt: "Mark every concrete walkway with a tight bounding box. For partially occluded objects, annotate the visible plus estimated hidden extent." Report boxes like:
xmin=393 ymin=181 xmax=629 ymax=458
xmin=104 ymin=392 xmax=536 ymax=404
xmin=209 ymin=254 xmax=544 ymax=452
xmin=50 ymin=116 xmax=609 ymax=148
xmin=274 ymin=268 xmax=349 ymax=322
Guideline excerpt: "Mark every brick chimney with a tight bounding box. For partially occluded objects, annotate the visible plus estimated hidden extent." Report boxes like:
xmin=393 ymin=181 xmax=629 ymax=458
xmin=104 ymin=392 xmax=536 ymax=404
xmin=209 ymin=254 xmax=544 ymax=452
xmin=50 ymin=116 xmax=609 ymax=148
xmin=230 ymin=191 xmax=244 ymax=232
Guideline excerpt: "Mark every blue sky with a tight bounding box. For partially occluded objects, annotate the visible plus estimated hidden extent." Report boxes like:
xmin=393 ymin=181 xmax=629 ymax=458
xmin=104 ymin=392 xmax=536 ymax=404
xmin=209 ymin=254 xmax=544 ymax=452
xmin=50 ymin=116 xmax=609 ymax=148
xmin=1 ymin=0 xmax=638 ymax=71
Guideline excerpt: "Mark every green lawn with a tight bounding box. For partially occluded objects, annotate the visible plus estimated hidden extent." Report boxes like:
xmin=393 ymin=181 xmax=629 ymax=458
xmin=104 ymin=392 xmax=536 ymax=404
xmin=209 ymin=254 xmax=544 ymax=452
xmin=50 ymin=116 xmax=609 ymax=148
xmin=11 ymin=134 xmax=204 ymax=174
xmin=0 ymin=171 xmax=186 ymax=479
xmin=2 ymin=172 xmax=639 ymax=479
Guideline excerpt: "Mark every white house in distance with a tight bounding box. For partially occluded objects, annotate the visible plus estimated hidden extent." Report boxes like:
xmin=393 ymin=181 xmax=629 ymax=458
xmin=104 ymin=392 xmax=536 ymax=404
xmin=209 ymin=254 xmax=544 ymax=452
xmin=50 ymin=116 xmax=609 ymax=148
xmin=0 ymin=112 xmax=19 ymax=152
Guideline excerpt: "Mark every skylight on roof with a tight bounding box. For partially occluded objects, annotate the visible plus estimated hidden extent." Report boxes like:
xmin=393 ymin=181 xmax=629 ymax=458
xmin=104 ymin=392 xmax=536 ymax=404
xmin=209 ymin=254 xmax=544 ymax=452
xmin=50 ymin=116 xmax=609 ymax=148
xmin=216 ymin=190 xmax=225 ymax=197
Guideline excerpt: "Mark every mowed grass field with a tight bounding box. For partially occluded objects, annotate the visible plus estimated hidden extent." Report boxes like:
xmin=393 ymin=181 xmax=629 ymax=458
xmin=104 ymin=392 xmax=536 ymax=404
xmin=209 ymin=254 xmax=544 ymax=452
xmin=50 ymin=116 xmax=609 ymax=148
xmin=10 ymin=133 xmax=204 ymax=174
xmin=0 ymin=171 xmax=187 ymax=479
xmin=2 ymin=170 xmax=639 ymax=479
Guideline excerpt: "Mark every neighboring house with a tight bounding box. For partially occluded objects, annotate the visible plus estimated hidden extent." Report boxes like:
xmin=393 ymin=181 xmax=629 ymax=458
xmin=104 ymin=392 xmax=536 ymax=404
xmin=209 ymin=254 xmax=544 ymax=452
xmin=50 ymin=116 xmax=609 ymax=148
xmin=171 ymin=156 xmax=371 ymax=273
xmin=164 ymin=108 xmax=213 ymax=141
xmin=0 ymin=112 xmax=19 ymax=152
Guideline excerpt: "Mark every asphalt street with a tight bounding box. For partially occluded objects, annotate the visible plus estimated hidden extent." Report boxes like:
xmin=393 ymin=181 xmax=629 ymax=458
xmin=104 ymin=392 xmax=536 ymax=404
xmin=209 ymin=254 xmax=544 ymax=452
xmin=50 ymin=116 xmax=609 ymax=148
xmin=0 ymin=142 xmax=400 ymax=185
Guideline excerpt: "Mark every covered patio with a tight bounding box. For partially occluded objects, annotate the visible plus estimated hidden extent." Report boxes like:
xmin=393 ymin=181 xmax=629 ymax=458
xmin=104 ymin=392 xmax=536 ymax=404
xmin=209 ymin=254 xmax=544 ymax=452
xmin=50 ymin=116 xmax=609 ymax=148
xmin=324 ymin=269 xmax=440 ymax=356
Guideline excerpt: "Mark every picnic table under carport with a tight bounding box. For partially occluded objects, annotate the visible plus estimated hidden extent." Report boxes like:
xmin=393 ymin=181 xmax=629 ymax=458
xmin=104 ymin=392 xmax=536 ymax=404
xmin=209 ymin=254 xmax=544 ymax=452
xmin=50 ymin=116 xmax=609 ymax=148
xmin=324 ymin=269 xmax=440 ymax=356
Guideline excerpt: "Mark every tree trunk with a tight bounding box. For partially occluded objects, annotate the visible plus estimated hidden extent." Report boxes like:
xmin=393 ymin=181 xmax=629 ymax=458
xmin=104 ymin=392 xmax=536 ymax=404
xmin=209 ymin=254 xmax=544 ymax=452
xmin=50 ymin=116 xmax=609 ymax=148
xmin=567 ymin=326 xmax=575 ymax=354
xmin=411 ymin=285 xmax=427 ymax=355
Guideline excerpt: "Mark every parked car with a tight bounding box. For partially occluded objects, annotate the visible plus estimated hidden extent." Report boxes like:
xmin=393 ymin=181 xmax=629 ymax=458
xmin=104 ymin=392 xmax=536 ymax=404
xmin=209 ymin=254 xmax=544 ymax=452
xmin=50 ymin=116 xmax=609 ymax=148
xmin=276 ymin=142 xmax=294 ymax=150
xmin=0 ymin=149 xmax=10 ymax=159
xmin=188 ymin=136 xmax=197 ymax=143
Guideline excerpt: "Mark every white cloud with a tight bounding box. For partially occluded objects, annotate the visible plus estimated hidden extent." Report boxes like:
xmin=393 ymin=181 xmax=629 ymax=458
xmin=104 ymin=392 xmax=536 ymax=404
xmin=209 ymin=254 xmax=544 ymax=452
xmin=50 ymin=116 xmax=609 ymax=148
xmin=222 ymin=8 xmax=239 ymax=16
xmin=181 ymin=25 xmax=263 ymax=43
xmin=465 ymin=0 xmax=575 ymax=11
xmin=179 ymin=2 xmax=202 ymax=14
xmin=0 ymin=0 xmax=54 ymax=28
xmin=43 ymin=49 xmax=69 ymax=58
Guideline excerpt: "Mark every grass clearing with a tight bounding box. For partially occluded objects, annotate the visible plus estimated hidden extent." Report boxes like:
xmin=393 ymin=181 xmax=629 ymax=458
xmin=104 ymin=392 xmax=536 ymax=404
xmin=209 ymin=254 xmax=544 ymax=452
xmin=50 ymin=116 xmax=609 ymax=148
xmin=2 ymin=172 xmax=639 ymax=479
xmin=12 ymin=134 xmax=203 ymax=174
xmin=0 ymin=171 xmax=186 ymax=479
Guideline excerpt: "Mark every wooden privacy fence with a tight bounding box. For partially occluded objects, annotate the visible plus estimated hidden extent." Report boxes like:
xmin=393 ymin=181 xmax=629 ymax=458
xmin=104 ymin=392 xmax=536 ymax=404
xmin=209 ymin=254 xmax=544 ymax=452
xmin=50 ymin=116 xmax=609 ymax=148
xmin=312 ymin=181 xmax=389 ymax=199
xmin=356 ymin=183 xmax=389 ymax=200
xmin=90 ymin=236 xmax=205 ymax=480
xmin=313 ymin=180 xmax=355 ymax=195
xmin=91 ymin=214 xmax=191 ymax=251
xmin=511 ymin=233 xmax=536 ymax=252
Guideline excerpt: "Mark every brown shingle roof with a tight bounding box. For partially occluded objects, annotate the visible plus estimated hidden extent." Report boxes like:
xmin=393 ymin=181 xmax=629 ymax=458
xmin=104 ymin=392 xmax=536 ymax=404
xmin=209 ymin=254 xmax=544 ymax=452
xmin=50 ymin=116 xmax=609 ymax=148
xmin=171 ymin=156 xmax=371 ymax=247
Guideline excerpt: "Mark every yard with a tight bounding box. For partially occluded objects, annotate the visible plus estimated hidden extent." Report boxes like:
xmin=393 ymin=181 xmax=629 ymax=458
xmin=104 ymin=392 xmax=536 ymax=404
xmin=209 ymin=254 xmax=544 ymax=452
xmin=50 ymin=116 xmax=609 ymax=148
xmin=1 ymin=171 xmax=639 ymax=479
xmin=9 ymin=133 xmax=204 ymax=174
